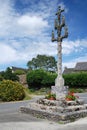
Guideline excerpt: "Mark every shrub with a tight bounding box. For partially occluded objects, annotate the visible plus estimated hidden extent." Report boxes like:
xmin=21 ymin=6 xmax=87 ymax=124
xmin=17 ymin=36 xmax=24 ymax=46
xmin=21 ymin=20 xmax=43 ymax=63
xmin=42 ymin=72 xmax=57 ymax=87
xmin=0 ymin=74 xmax=4 ymax=81
xmin=1 ymin=67 xmax=19 ymax=81
xmin=27 ymin=69 xmax=45 ymax=90
xmin=26 ymin=69 xmax=57 ymax=90
xmin=0 ymin=80 xmax=25 ymax=102
xmin=63 ymin=72 xmax=87 ymax=88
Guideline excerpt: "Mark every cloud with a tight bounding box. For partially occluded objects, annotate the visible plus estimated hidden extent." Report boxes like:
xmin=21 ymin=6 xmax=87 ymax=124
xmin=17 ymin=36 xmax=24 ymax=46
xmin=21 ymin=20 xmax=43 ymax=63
xmin=0 ymin=0 xmax=13 ymax=37
xmin=0 ymin=37 xmax=87 ymax=66
xmin=17 ymin=15 xmax=49 ymax=36
xmin=62 ymin=39 xmax=87 ymax=55
xmin=0 ymin=39 xmax=57 ymax=65
xmin=0 ymin=42 xmax=17 ymax=63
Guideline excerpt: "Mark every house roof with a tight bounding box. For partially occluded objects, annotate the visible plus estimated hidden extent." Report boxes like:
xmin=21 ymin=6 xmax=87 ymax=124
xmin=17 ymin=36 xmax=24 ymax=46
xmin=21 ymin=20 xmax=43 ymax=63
xmin=63 ymin=67 xmax=74 ymax=74
xmin=75 ymin=62 xmax=87 ymax=71
xmin=63 ymin=62 xmax=87 ymax=74
xmin=10 ymin=66 xmax=28 ymax=72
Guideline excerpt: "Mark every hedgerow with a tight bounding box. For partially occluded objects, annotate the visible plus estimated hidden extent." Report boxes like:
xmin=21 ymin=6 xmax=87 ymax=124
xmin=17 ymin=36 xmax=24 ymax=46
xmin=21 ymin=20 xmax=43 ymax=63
xmin=26 ymin=69 xmax=57 ymax=90
xmin=63 ymin=72 xmax=87 ymax=88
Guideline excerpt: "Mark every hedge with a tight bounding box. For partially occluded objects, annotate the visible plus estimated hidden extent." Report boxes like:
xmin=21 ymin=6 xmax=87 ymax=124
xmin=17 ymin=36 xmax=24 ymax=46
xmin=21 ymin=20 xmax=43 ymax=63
xmin=27 ymin=70 xmax=87 ymax=90
xmin=63 ymin=72 xmax=87 ymax=88
xmin=26 ymin=69 xmax=57 ymax=90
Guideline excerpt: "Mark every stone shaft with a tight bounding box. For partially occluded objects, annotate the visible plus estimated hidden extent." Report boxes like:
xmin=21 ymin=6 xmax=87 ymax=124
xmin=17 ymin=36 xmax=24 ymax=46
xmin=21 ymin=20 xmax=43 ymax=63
xmin=55 ymin=41 xmax=64 ymax=88
xmin=51 ymin=6 xmax=68 ymax=99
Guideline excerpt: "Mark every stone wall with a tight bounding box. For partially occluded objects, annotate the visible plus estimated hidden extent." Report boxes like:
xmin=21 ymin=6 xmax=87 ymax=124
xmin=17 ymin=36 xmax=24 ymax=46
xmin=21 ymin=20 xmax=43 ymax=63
xmin=18 ymin=74 xmax=28 ymax=87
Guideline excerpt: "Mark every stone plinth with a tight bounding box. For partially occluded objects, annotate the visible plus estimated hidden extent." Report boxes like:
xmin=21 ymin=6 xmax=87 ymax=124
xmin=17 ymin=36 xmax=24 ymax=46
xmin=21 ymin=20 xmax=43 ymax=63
xmin=20 ymin=98 xmax=87 ymax=123
xmin=51 ymin=85 xmax=68 ymax=99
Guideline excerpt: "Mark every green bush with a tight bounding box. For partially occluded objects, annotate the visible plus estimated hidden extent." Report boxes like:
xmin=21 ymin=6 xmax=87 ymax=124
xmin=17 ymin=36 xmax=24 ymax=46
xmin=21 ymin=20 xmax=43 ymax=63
xmin=27 ymin=69 xmax=45 ymax=90
xmin=0 ymin=74 xmax=4 ymax=81
xmin=41 ymin=72 xmax=57 ymax=87
xmin=1 ymin=67 xmax=19 ymax=81
xmin=0 ymin=80 xmax=25 ymax=102
xmin=63 ymin=72 xmax=87 ymax=88
xmin=26 ymin=69 xmax=57 ymax=90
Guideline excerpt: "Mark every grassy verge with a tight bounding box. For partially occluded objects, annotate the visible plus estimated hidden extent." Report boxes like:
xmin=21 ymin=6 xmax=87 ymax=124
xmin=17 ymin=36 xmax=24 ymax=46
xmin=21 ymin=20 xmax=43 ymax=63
xmin=23 ymin=87 xmax=32 ymax=100
xmin=23 ymin=87 xmax=51 ymax=100
xmin=23 ymin=87 xmax=87 ymax=101
xmin=69 ymin=88 xmax=87 ymax=93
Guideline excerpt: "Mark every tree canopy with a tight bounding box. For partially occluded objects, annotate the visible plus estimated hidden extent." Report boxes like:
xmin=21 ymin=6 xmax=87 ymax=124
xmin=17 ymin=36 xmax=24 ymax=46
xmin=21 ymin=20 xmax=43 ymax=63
xmin=27 ymin=55 xmax=57 ymax=72
xmin=0 ymin=67 xmax=19 ymax=81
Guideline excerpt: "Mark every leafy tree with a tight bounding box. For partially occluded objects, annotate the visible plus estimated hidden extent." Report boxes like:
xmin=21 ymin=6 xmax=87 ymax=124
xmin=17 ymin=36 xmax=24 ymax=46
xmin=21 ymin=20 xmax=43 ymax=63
xmin=27 ymin=55 xmax=57 ymax=72
xmin=1 ymin=67 xmax=19 ymax=81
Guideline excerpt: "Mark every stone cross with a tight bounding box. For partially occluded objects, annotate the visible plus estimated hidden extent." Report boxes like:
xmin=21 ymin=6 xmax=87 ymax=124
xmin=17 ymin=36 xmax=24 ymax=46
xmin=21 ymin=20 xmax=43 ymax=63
xmin=51 ymin=6 xmax=68 ymax=99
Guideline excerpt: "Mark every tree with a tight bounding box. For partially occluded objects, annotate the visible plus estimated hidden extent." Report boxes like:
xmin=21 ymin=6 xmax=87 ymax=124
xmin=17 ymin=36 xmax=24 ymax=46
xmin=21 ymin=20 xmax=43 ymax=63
xmin=27 ymin=55 xmax=57 ymax=72
xmin=1 ymin=67 xmax=19 ymax=81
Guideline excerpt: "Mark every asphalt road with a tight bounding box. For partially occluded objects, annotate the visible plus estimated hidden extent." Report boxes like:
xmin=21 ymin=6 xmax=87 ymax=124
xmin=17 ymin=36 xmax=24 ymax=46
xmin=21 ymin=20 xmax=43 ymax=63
xmin=0 ymin=93 xmax=87 ymax=130
xmin=76 ymin=92 xmax=87 ymax=103
xmin=0 ymin=93 xmax=87 ymax=122
xmin=0 ymin=96 xmax=43 ymax=123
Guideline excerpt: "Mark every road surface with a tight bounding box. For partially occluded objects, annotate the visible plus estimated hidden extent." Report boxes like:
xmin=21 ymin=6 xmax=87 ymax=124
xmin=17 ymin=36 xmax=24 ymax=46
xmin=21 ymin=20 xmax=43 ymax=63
xmin=0 ymin=94 xmax=87 ymax=130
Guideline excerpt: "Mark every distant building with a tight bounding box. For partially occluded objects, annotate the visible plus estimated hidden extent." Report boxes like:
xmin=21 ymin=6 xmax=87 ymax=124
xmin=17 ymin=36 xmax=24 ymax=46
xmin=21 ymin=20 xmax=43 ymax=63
xmin=10 ymin=66 xmax=28 ymax=73
xmin=63 ymin=62 xmax=87 ymax=74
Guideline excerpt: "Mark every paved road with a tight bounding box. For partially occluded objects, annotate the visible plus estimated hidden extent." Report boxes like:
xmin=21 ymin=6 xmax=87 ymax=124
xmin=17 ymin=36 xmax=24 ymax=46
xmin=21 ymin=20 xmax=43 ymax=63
xmin=0 ymin=96 xmax=44 ymax=122
xmin=0 ymin=94 xmax=87 ymax=130
xmin=76 ymin=92 xmax=87 ymax=103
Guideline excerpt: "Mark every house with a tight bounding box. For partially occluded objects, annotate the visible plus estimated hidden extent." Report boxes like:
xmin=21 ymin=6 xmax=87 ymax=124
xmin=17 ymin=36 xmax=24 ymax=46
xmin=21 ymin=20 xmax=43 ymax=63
xmin=10 ymin=66 xmax=28 ymax=73
xmin=63 ymin=62 xmax=87 ymax=74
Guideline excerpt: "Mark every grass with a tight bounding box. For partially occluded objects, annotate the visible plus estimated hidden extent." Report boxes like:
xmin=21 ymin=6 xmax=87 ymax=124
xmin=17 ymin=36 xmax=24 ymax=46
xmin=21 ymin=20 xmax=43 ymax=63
xmin=23 ymin=86 xmax=87 ymax=101
xmin=23 ymin=87 xmax=32 ymax=100
xmin=30 ymin=87 xmax=51 ymax=95
xmin=23 ymin=87 xmax=51 ymax=100
xmin=69 ymin=88 xmax=86 ymax=93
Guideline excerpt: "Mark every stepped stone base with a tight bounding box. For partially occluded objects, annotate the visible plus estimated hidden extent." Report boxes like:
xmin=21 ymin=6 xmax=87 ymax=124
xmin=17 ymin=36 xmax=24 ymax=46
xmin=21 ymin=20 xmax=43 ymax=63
xmin=20 ymin=98 xmax=87 ymax=123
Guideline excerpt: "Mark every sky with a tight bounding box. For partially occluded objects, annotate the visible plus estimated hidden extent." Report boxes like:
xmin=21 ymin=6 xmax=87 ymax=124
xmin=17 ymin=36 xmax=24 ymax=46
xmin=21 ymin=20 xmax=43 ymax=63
xmin=0 ymin=0 xmax=87 ymax=71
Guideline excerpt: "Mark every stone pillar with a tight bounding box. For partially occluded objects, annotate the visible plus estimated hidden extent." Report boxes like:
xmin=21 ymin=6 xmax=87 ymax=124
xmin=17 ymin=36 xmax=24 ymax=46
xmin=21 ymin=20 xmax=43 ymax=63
xmin=55 ymin=41 xmax=64 ymax=87
xmin=52 ymin=41 xmax=68 ymax=99
xmin=51 ymin=6 xmax=68 ymax=99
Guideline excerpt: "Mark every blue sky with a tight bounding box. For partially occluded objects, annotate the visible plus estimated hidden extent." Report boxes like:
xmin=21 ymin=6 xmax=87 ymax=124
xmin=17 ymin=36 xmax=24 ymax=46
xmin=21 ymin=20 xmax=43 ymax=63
xmin=0 ymin=0 xmax=87 ymax=71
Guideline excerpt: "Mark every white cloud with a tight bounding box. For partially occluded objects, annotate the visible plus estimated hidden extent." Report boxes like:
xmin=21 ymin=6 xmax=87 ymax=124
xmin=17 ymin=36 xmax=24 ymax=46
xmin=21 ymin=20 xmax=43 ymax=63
xmin=0 ymin=40 xmax=56 ymax=65
xmin=0 ymin=0 xmax=12 ymax=37
xmin=62 ymin=39 xmax=87 ymax=55
xmin=0 ymin=37 xmax=87 ymax=67
xmin=0 ymin=43 xmax=17 ymax=63
xmin=17 ymin=15 xmax=49 ymax=36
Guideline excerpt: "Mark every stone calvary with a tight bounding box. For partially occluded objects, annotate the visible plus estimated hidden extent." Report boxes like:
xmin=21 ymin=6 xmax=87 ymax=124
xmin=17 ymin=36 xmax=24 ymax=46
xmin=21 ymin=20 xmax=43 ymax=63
xmin=51 ymin=6 xmax=68 ymax=99
xmin=20 ymin=6 xmax=87 ymax=123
